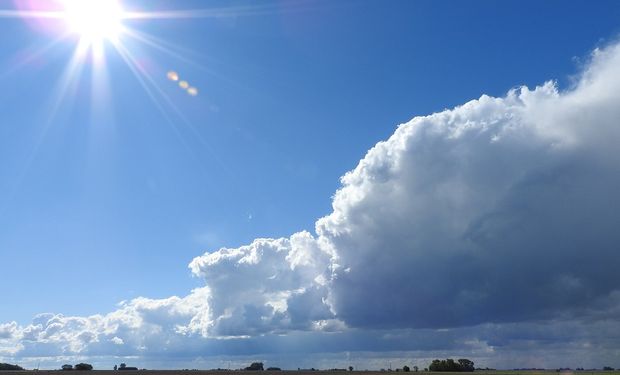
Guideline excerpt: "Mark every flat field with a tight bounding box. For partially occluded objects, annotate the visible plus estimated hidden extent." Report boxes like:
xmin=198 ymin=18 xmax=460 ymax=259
xmin=2 ymin=371 xmax=620 ymax=375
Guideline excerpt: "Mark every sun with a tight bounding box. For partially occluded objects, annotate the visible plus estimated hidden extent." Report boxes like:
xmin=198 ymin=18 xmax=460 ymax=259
xmin=61 ymin=0 xmax=125 ymax=43
xmin=2 ymin=0 xmax=209 ymax=117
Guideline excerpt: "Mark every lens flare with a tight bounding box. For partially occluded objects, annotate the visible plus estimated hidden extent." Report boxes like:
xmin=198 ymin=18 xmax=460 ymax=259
xmin=187 ymin=87 xmax=198 ymax=96
xmin=179 ymin=80 xmax=189 ymax=89
xmin=167 ymin=71 xmax=179 ymax=81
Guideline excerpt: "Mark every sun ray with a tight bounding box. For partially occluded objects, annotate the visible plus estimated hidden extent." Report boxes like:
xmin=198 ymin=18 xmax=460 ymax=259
xmin=112 ymin=41 xmax=229 ymax=173
xmin=121 ymin=3 xmax=291 ymax=20
xmin=122 ymin=28 xmax=207 ymax=70
xmin=47 ymin=38 xmax=91 ymax=124
xmin=0 ymin=34 xmax=69 ymax=81
xmin=0 ymin=0 xmax=306 ymax=219
xmin=112 ymin=40 xmax=192 ymax=148
xmin=114 ymin=41 xmax=231 ymax=181
xmin=0 ymin=0 xmax=286 ymax=186
xmin=121 ymin=27 xmax=240 ymax=88
xmin=0 ymin=1 xmax=311 ymax=93
xmin=0 ymin=38 xmax=91 ymax=217
xmin=90 ymin=41 xmax=112 ymax=116
xmin=0 ymin=10 xmax=65 ymax=19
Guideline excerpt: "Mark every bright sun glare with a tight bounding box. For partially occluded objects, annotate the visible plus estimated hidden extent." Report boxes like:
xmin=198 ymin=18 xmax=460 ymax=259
xmin=0 ymin=0 xmax=214 ymax=115
xmin=61 ymin=0 xmax=124 ymax=43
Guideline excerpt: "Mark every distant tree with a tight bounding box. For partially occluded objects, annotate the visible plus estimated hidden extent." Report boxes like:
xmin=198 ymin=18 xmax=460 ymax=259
xmin=349 ymin=367 xmax=354 ymax=372
xmin=266 ymin=368 xmax=281 ymax=371
xmin=403 ymin=366 xmax=410 ymax=372
xmin=62 ymin=365 xmax=74 ymax=371
xmin=603 ymin=367 xmax=615 ymax=371
xmin=117 ymin=364 xmax=138 ymax=371
xmin=428 ymin=359 xmax=474 ymax=372
xmin=447 ymin=359 xmax=459 ymax=372
xmin=413 ymin=367 xmax=419 ymax=372
xmin=429 ymin=360 xmax=443 ymax=372
xmin=245 ymin=363 xmax=264 ymax=371
xmin=458 ymin=359 xmax=474 ymax=372
xmin=0 ymin=363 xmax=24 ymax=371
xmin=75 ymin=363 xmax=93 ymax=371
xmin=114 ymin=365 xmax=118 ymax=371
xmin=423 ymin=369 xmax=428 ymax=372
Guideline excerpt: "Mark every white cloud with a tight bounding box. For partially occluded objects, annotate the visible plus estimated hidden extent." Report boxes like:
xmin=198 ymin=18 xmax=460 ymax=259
xmin=0 ymin=288 xmax=211 ymax=361
xmin=189 ymin=41 xmax=620 ymax=334
xmin=3 ymin=41 xmax=620 ymax=367
xmin=188 ymin=231 xmax=337 ymax=337
xmin=0 ymin=321 xmax=22 ymax=356
xmin=0 ymin=322 xmax=18 ymax=339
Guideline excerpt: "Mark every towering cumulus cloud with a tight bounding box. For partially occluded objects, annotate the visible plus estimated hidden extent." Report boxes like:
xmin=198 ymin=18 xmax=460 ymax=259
xmin=188 ymin=232 xmax=337 ymax=336
xmin=3 ymin=42 xmax=620 ymax=367
xmin=191 ymin=42 xmax=620 ymax=333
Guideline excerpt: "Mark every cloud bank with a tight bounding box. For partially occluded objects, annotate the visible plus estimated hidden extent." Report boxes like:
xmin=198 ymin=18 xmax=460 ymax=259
xmin=3 ymin=42 xmax=620 ymax=368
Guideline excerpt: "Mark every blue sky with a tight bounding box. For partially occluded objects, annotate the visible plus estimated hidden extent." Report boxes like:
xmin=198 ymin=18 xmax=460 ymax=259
xmin=1 ymin=0 xmax=620 ymax=370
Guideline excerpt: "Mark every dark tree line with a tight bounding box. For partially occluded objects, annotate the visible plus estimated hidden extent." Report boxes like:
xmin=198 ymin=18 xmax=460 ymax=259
xmin=245 ymin=363 xmax=264 ymax=371
xmin=429 ymin=359 xmax=474 ymax=372
xmin=116 ymin=363 xmax=139 ymax=371
xmin=0 ymin=363 xmax=24 ymax=371
xmin=242 ymin=362 xmax=281 ymax=371
xmin=75 ymin=364 xmax=93 ymax=371
xmin=61 ymin=363 xmax=93 ymax=371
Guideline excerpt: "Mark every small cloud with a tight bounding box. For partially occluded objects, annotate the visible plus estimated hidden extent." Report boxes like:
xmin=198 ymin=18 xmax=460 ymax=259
xmin=110 ymin=337 xmax=124 ymax=345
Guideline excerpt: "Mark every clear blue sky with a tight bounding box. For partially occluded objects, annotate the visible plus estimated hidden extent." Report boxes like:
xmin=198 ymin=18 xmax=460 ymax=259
xmin=1 ymin=0 xmax=620 ymax=369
